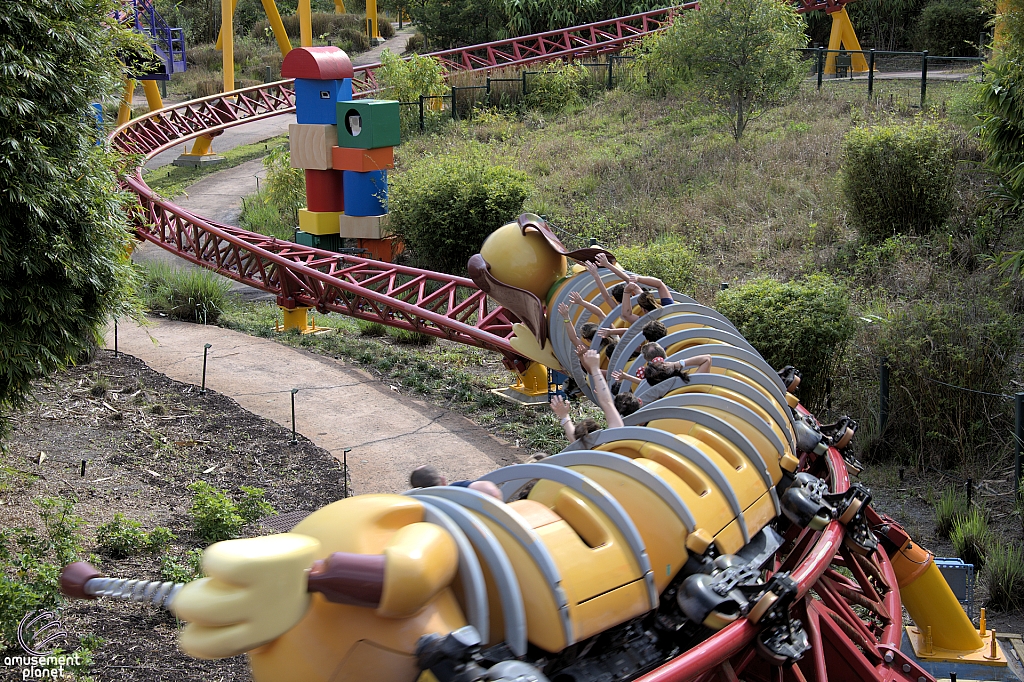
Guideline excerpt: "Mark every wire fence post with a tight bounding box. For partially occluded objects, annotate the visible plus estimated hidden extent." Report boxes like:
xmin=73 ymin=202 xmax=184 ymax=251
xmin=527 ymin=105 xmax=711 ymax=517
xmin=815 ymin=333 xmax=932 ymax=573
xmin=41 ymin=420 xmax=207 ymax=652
xmin=867 ymin=49 xmax=875 ymax=98
xmin=522 ymin=70 xmax=527 ymax=96
xmin=920 ymin=50 xmax=928 ymax=108
xmin=114 ymin=319 xmax=119 ymax=358
xmin=486 ymin=75 xmax=491 ymax=106
xmin=419 ymin=94 xmax=425 ymax=131
xmin=607 ymin=57 xmax=614 ymax=90
xmin=451 ymin=86 xmax=458 ymax=120
xmin=817 ymin=47 xmax=824 ymax=91
xmin=879 ymin=356 xmax=890 ymax=435
xmin=290 ymin=388 xmax=298 ymax=445
xmin=200 ymin=343 xmax=212 ymax=395
xmin=1015 ymin=392 xmax=1023 ymax=501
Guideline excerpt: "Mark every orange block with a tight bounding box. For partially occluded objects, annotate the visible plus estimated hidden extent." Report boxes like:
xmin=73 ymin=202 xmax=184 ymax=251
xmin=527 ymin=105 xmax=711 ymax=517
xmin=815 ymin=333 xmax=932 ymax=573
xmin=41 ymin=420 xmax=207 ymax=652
xmin=331 ymin=146 xmax=394 ymax=172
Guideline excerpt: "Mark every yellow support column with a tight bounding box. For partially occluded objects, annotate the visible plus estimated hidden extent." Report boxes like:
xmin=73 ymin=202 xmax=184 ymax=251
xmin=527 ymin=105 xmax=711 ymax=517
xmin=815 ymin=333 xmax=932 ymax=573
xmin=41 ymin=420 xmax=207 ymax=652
xmin=334 ymin=0 xmax=347 ymax=12
xmin=892 ymin=538 xmax=1008 ymax=666
xmin=215 ymin=0 xmax=239 ymax=50
xmin=299 ymin=0 xmax=313 ymax=47
xmin=117 ymin=79 xmax=136 ymax=126
xmin=995 ymin=0 xmax=1008 ymax=46
xmin=221 ymin=0 xmax=235 ymax=92
xmin=365 ymin=0 xmax=380 ymax=41
xmin=277 ymin=307 xmax=328 ymax=334
xmin=824 ymin=9 xmax=869 ymax=75
xmin=141 ymin=80 xmax=164 ymax=112
xmin=260 ymin=0 xmax=293 ymax=57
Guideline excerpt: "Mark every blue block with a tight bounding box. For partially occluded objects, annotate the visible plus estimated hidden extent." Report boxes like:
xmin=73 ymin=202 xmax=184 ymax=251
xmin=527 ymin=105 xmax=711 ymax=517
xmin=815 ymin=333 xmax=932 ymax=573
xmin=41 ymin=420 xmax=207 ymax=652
xmin=343 ymin=169 xmax=388 ymax=216
xmin=295 ymin=78 xmax=353 ymax=124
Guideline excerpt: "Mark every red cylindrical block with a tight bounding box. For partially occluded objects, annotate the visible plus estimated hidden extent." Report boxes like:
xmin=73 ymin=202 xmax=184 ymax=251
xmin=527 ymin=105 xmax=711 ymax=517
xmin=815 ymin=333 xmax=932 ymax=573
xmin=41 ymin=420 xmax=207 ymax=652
xmin=305 ymin=169 xmax=344 ymax=213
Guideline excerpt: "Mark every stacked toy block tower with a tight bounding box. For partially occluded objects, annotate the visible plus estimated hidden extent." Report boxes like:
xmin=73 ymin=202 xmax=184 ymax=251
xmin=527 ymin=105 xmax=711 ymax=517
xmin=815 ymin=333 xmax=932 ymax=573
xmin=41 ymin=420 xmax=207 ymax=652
xmin=281 ymin=46 xmax=401 ymax=262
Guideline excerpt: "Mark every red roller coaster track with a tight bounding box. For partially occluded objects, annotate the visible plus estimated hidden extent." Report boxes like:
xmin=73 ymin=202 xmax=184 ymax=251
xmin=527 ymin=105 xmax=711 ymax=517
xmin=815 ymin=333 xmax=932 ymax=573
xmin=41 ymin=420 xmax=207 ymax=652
xmin=113 ymin=11 xmax=921 ymax=680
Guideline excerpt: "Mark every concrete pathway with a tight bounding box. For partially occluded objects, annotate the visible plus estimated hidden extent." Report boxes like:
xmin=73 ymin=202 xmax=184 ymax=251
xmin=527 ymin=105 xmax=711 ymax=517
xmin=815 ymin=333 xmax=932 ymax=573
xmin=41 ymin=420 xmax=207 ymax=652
xmin=107 ymin=317 xmax=523 ymax=494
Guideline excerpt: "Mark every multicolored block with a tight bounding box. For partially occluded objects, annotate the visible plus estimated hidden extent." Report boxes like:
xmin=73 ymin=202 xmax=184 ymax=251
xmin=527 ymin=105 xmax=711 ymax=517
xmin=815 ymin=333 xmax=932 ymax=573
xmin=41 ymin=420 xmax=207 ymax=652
xmin=281 ymin=46 xmax=354 ymax=80
xmin=294 ymin=78 xmax=354 ymax=125
xmin=340 ymin=213 xmax=387 ymax=239
xmin=331 ymin=146 xmax=394 ymax=172
xmin=304 ymin=169 xmax=344 ymax=213
xmin=288 ymin=124 xmax=336 ymax=170
xmin=298 ymin=209 xmax=343 ymax=235
xmin=336 ymin=100 xmax=400 ymax=150
xmin=343 ymin=170 xmax=387 ymax=216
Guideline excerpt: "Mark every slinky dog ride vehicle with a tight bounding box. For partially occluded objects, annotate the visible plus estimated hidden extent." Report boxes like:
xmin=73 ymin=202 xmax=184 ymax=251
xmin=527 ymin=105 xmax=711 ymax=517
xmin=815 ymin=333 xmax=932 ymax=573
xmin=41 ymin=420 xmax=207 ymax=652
xmin=60 ymin=216 xmax=1006 ymax=682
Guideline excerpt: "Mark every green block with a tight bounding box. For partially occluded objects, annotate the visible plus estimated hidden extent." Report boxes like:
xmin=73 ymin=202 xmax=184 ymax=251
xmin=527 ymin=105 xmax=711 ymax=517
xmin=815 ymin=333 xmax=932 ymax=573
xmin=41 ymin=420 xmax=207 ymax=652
xmin=336 ymin=100 xmax=400 ymax=150
xmin=294 ymin=230 xmax=344 ymax=252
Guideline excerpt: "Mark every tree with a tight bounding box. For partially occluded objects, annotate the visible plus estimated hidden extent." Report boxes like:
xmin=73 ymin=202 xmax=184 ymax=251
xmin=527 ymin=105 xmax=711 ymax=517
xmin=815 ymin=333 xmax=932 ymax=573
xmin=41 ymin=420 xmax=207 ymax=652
xmin=914 ymin=0 xmax=986 ymax=56
xmin=634 ymin=0 xmax=806 ymax=139
xmin=0 ymin=0 xmax=141 ymax=436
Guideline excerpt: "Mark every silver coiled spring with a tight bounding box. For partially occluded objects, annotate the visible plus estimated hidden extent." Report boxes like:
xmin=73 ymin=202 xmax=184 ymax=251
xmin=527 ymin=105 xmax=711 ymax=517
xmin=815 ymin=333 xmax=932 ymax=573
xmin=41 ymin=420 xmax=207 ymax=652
xmin=83 ymin=577 xmax=183 ymax=610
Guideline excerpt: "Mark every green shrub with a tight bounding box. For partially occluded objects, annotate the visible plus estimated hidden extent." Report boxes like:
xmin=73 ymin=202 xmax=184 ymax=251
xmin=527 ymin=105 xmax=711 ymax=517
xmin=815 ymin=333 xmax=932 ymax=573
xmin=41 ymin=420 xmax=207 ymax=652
xmin=387 ymin=153 xmax=532 ymax=274
xmin=386 ymin=326 xmax=436 ymax=345
xmin=405 ymin=32 xmax=426 ymax=53
xmin=263 ymin=144 xmax=306 ymax=225
xmin=914 ymin=0 xmax=986 ymax=57
xmin=189 ymin=482 xmax=246 ymax=542
xmin=240 ymin=191 xmax=296 ymax=240
xmin=378 ymin=16 xmax=396 ymax=38
xmin=614 ymin=233 xmax=713 ymax=298
xmin=358 ymin=320 xmax=389 ymax=336
xmin=96 ymin=514 xmax=176 ymax=558
xmin=188 ymin=482 xmax=276 ymax=542
xmin=524 ymin=62 xmax=600 ymax=113
xmin=841 ymin=123 xmax=957 ymax=242
xmin=716 ymin=275 xmax=856 ymax=410
xmin=933 ymin=487 xmax=969 ymax=538
xmin=236 ymin=486 xmax=276 ymax=523
xmin=375 ymin=50 xmax=448 ymax=135
xmin=979 ymin=59 xmax=1024 ymax=210
xmin=160 ymin=549 xmax=204 ymax=584
xmin=984 ymin=542 xmax=1024 ymax=611
xmin=950 ymin=508 xmax=991 ymax=568
xmin=140 ymin=262 xmax=232 ymax=324
xmin=866 ymin=297 xmax=1020 ymax=468
xmin=0 ymin=498 xmax=83 ymax=650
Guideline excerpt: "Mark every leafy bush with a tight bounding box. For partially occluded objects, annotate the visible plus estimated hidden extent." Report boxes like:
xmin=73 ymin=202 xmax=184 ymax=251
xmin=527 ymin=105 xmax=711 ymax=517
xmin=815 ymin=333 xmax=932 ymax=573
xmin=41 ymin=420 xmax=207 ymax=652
xmin=841 ymin=123 xmax=957 ymax=242
xmin=236 ymin=486 xmax=276 ymax=523
xmin=405 ymin=32 xmax=426 ymax=52
xmin=188 ymin=481 xmax=276 ymax=542
xmin=96 ymin=514 xmax=175 ymax=558
xmin=914 ymin=0 xmax=986 ymax=56
xmin=950 ymin=508 xmax=991 ymax=568
xmin=189 ymin=482 xmax=246 ymax=542
xmin=866 ymin=297 xmax=1020 ymax=467
xmin=0 ymin=498 xmax=83 ymax=650
xmin=378 ymin=16 xmax=396 ymax=38
xmin=979 ymin=59 xmax=1024 ymax=210
xmin=933 ymin=487 xmax=969 ymax=538
xmin=140 ymin=262 xmax=232 ymax=324
xmin=263 ymin=144 xmax=306 ymax=225
xmin=160 ymin=549 xmax=204 ymax=584
xmin=984 ymin=542 xmax=1024 ymax=611
xmin=524 ymin=62 xmax=600 ymax=113
xmin=716 ymin=275 xmax=856 ymax=410
xmin=375 ymin=50 xmax=448 ymax=135
xmin=387 ymin=153 xmax=532 ymax=274
xmin=614 ymin=233 xmax=713 ymax=298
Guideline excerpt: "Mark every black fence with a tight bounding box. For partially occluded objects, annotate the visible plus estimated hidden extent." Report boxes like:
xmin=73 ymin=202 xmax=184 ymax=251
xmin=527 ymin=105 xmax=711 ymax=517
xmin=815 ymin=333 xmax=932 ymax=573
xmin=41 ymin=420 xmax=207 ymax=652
xmin=797 ymin=48 xmax=985 ymax=107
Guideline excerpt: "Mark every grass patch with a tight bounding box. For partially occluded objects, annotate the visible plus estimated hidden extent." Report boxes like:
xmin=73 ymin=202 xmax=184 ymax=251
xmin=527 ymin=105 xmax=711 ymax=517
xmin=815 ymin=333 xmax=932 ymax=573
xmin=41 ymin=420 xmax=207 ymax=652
xmin=140 ymin=262 xmax=233 ymax=324
xmin=142 ymin=134 xmax=287 ymax=199
xmin=239 ymin=191 xmax=295 ymax=240
xmin=933 ymin=487 xmax=970 ymax=538
xmin=984 ymin=542 xmax=1024 ymax=611
xmin=950 ymin=508 xmax=991 ymax=568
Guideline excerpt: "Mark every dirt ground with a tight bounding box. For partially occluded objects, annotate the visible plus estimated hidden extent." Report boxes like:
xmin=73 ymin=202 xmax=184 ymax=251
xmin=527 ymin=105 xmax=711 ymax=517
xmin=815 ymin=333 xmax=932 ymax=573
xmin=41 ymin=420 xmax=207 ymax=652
xmin=0 ymin=350 xmax=344 ymax=681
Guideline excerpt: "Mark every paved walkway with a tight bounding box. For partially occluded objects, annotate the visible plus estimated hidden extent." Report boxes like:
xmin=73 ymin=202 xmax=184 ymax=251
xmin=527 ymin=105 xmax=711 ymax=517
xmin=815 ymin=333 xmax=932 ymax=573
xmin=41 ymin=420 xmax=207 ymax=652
xmin=107 ymin=317 xmax=523 ymax=494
